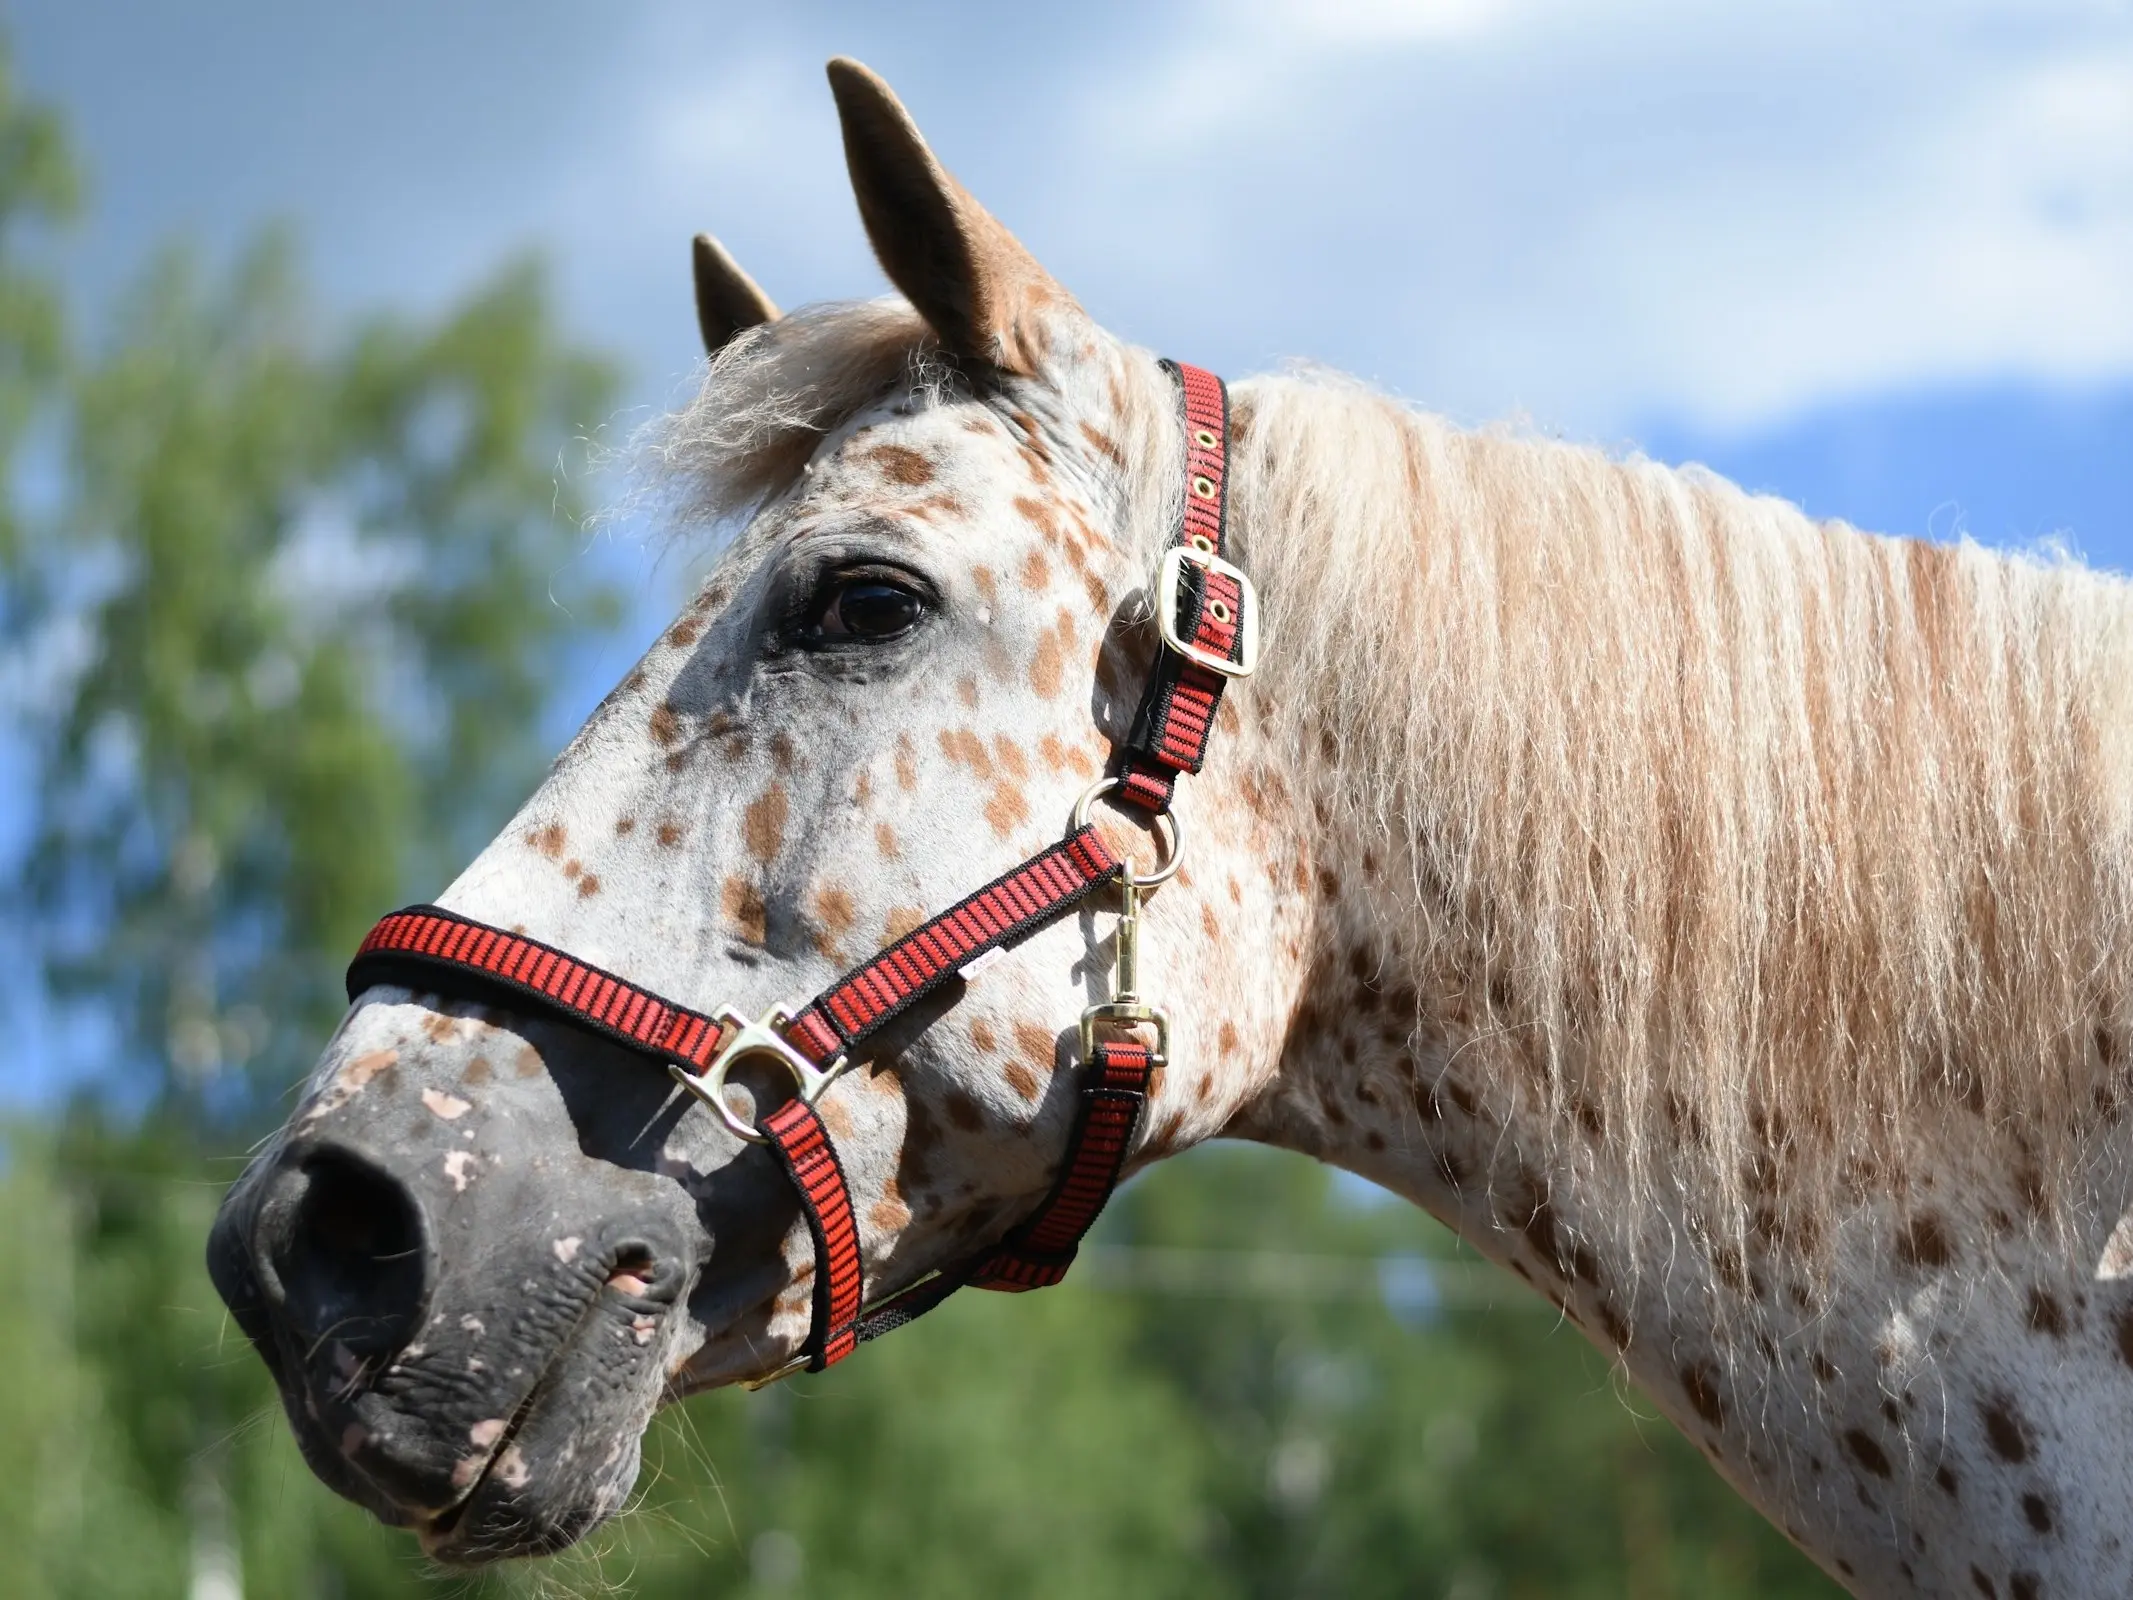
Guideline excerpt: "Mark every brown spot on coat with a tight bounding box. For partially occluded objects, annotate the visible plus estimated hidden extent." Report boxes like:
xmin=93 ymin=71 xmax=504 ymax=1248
xmin=970 ymin=1019 xmax=997 ymax=1053
xmin=1078 ymin=421 xmax=1125 ymax=466
xmin=865 ymin=444 xmax=934 ymax=485
xmin=576 ymin=873 xmax=601 ymax=898
xmin=2022 ymin=1491 xmax=2054 ymax=1533
xmin=882 ymin=906 xmax=926 ymax=947
xmin=865 ymin=1194 xmax=908 ymax=1237
xmin=1039 ymin=732 xmax=1097 ymax=776
xmin=2026 ymin=1286 xmax=2068 ymax=1337
xmin=667 ymin=617 xmax=701 ymax=648
xmin=650 ymin=704 xmax=681 ymax=746
xmin=895 ymin=737 xmax=918 ymax=791
xmin=939 ymin=727 xmax=993 ymax=778
xmin=984 ymin=782 xmax=1030 ymax=838
xmin=1020 ymin=548 xmax=1050 ymax=592
xmin=657 ymin=821 xmax=684 ymax=847
xmin=875 ymin=822 xmax=901 ymax=858
xmin=562 ymin=859 xmax=582 ymax=880
xmin=743 ymin=785 xmax=788 ymax=860
xmin=1026 ymin=628 xmax=1063 ymax=699
xmin=972 ymin=566 xmax=997 ymax=606
xmin=957 ymin=675 xmax=980 ymax=708
xmin=721 ymin=878 xmax=767 ymax=945
xmin=992 ymin=736 xmax=1028 ymax=781
xmin=813 ymin=887 xmax=856 ymax=960
xmin=1013 ymin=1023 xmax=1054 ymax=1075
xmin=1896 ymin=1210 xmax=1955 ymax=1269
xmin=1981 ymin=1394 xmax=2034 ymax=1462
xmin=527 ymin=823 xmax=566 ymax=859
xmin=1843 ymin=1428 xmax=1892 ymax=1478
xmin=944 ymin=1090 xmax=984 ymax=1132
xmin=1681 ymin=1362 xmax=1724 ymax=1429
xmin=1014 ymin=495 xmax=1060 ymax=543
xmin=1004 ymin=1062 xmax=1041 ymax=1101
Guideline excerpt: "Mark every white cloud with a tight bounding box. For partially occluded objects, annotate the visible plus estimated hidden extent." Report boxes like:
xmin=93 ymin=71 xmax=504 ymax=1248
xmin=1040 ymin=0 xmax=2133 ymax=431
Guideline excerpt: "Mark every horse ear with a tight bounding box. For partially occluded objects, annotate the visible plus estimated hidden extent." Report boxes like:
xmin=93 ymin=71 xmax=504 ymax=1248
xmin=693 ymin=233 xmax=779 ymax=357
xmin=826 ymin=57 xmax=1074 ymax=375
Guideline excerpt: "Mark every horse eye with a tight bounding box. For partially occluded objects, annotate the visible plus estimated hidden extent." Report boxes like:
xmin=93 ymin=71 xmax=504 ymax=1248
xmin=802 ymin=576 xmax=927 ymax=643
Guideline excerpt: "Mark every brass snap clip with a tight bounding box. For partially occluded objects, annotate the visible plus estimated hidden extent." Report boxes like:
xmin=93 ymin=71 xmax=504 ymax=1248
xmin=1077 ymin=858 xmax=1172 ymax=1067
xmin=670 ymin=1005 xmax=848 ymax=1145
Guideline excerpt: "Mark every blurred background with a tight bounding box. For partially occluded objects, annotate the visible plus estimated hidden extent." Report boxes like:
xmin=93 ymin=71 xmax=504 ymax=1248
xmin=3 ymin=2 xmax=2127 ymax=1595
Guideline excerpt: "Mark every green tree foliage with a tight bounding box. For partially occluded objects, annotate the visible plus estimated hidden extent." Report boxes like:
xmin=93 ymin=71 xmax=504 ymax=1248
xmin=18 ymin=228 xmax=618 ymax=1116
xmin=0 ymin=33 xmax=1842 ymax=1597
xmin=0 ymin=37 xmax=71 ymax=562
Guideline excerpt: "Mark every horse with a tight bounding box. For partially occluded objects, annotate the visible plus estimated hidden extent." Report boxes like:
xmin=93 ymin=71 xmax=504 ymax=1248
xmin=208 ymin=57 xmax=2133 ymax=1596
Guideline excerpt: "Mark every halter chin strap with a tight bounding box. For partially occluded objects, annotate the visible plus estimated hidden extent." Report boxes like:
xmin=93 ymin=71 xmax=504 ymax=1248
xmin=346 ymin=361 xmax=1254 ymax=1379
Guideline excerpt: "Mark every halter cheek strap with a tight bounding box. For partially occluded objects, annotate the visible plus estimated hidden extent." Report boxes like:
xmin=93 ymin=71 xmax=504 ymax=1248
xmin=346 ymin=361 xmax=1254 ymax=1378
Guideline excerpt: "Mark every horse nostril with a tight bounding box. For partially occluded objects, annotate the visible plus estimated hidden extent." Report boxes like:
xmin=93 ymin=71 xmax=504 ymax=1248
xmin=258 ymin=1148 xmax=431 ymax=1363
xmin=605 ymin=1247 xmax=656 ymax=1297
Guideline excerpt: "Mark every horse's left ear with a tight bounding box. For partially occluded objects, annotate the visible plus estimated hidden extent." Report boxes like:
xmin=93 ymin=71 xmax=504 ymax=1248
xmin=693 ymin=233 xmax=780 ymax=357
xmin=827 ymin=57 xmax=1077 ymax=376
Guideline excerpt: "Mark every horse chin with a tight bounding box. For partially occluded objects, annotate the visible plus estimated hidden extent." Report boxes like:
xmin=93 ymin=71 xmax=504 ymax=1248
xmin=408 ymin=1393 xmax=647 ymax=1566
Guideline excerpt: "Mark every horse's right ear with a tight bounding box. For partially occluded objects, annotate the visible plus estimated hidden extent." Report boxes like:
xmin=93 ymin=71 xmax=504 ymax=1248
xmin=693 ymin=233 xmax=779 ymax=357
xmin=827 ymin=57 xmax=1076 ymax=376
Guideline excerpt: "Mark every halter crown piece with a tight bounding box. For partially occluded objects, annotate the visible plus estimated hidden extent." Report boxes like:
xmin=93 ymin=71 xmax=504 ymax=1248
xmin=348 ymin=362 xmax=1256 ymax=1382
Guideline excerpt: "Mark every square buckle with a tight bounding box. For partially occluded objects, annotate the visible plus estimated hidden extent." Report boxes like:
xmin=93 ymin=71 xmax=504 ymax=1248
xmin=1079 ymin=1000 xmax=1170 ymax=1066
xmin=1155 ymin=545 xmax=1258 ymax=679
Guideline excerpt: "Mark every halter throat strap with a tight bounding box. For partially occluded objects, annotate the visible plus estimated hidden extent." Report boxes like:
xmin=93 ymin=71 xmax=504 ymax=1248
xmin=346 ymin=360 xmax=1251 ymax=1376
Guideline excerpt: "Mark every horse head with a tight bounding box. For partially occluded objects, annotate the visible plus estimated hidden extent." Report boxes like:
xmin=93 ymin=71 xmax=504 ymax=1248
xmin=208 ymin=60 xmax=1306 ymax=1561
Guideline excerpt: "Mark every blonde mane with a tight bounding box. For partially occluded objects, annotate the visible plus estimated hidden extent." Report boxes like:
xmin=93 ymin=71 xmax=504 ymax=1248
xmin=647 ymin=301 xmax=2133 ymax=1265
xmin=1229 ymin=367 xmax=2133 ymax=1258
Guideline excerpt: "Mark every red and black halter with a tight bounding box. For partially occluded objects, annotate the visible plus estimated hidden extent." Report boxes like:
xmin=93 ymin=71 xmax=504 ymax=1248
xmin=347 ymin=361 xmax=1255 ymax=1378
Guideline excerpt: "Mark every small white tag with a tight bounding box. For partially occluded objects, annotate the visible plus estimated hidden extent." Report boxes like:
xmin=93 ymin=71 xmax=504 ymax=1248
xmin=958 ymin=947 xmax=1006 ymax=983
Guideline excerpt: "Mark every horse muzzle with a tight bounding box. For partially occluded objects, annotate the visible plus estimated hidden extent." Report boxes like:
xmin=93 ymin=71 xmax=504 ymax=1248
xmin=206 ymin=1050 xmax=703 ymax=1562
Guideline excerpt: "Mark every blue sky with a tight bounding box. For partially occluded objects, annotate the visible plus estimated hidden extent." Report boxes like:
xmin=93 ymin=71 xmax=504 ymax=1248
xmin=5 ymin=1 xmax=2130 ymax=1098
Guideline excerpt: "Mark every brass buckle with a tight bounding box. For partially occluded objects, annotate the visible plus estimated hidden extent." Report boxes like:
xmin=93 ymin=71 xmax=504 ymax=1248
xmin=1155 ymin=545 xmax=1258 ymax=679
xmin=1079 ymin=1000 xmax=1170 ymax=1066
xmin=669 ymin=1004 xmax=848 ymax=1145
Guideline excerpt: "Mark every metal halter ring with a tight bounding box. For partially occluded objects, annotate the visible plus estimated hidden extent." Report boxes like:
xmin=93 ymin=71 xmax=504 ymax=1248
xmin=669 ymin=1004 xmax=848 ymax=1145
xmin=1070 ymin=776 xmax=1184 ymax=887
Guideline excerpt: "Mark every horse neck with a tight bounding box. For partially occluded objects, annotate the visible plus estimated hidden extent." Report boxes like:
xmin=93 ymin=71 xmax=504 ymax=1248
xmin=1207 ymin=382 xmax=2133 ymax=1597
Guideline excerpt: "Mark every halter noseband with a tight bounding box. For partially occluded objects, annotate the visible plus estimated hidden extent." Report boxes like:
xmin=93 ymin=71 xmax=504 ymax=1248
xmin=346 ymin=361 xmax=1255 ymax=1382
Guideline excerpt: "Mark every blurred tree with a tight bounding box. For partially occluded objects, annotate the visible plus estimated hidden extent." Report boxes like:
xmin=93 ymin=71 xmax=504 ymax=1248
xmin=16 ymin=228 xmax=619 ymax=1121
xmin=0 ymin=33 xmax=72 ymax=563
xmin=577 ymin=1147 xmax=1840 ymax=1600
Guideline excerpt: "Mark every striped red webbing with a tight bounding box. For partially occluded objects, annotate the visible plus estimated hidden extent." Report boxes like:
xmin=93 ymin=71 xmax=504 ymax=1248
xmin=784 ymin=825 xmax=1122 ymax=1062
xmin=1120 ymin=362 xmax=1242 ymax=813
xmin=965 ymin=1041 xmax=1154 ymax=1291
xmin=762 ymin=1099 xmax=865 ymax=1369
xmin=348 ymin=908 xmax=725 ymax=1068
